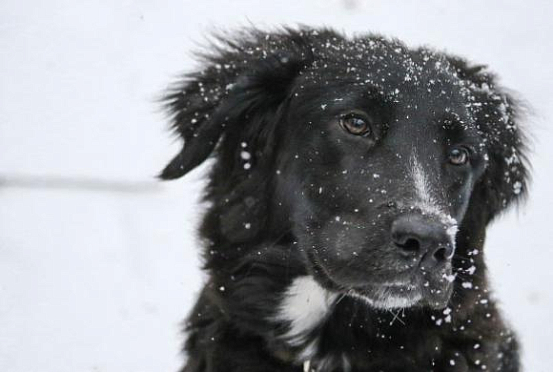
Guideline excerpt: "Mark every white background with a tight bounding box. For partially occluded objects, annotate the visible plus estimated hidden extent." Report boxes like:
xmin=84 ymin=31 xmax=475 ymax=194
xmin=1 ymin=1 xmax=551 ymax=371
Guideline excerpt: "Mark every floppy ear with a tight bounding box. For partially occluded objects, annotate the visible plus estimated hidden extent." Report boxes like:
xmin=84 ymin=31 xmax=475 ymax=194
xmin=159 ymin=29 xmax=314 ymax=180
xmin=447 ymin=57 xmax=530 ymax=223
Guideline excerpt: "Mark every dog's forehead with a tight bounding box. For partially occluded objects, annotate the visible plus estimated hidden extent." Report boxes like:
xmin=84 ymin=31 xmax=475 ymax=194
xmin=301 ymin=38 xmax=476 ymax=120
xmin=309 ymin=38 xmax=446 ymax=77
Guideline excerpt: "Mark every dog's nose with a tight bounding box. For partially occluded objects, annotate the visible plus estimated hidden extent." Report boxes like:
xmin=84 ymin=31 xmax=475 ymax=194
xmin=391 ymin=214 xmax=454 ymax=268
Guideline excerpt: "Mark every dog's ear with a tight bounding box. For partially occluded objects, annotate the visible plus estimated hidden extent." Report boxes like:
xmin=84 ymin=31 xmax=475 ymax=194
xmin=447 ymin=57 xmax=530 ymax=223
xmin=159 ymin=30 xmax=313 ymax=180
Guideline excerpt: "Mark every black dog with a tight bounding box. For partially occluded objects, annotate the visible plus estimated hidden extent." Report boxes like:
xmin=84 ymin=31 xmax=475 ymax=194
xmin=160 ymin=27 xmax=528 ymax=372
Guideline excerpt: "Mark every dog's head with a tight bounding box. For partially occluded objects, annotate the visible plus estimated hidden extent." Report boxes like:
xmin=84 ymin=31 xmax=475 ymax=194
xmin=161 ymin=28 xmax=528 ymax=310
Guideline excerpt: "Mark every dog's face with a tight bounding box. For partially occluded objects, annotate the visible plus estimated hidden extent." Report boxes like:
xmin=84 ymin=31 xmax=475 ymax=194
xmin=161 ymin=29 xmax=528 ymax=311
xmin=275 ymin=62 xmax=490 ymax=309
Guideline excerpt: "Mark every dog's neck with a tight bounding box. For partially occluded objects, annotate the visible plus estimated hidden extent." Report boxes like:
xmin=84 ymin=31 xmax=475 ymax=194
xmin=262 ymin=247 xmax=490 ymax=371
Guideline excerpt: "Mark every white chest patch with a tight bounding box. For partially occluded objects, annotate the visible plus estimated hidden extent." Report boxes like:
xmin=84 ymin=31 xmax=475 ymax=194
xmin=275 ymin=276 xmax=338 ymax=348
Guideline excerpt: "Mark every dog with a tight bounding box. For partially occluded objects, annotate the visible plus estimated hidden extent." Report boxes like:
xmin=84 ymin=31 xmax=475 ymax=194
xmin=160 ymin=27 xmax=529 ymax=372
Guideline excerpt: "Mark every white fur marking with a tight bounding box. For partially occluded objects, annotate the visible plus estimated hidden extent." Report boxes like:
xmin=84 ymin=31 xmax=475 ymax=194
xmin=342 ymin=354 xmax=352 ymax=372
xmin=410 ymin=155 xmax=458 ymax=243
xmin=297 ymin=338 xmax=318 ymax=361
xmin=276 ymin=276 xmax=337 ymax=347
xmin=411 ymin=156 xmax=436 ymax=210
xmin=348 ymin=289 xmax=422 ymax=309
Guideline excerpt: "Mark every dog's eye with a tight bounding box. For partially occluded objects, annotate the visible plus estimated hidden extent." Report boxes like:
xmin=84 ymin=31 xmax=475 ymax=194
xmin=340 ymin=114 xmax=371 ymax=136
xmin=448 ymin=147 xmax=470 ymax=166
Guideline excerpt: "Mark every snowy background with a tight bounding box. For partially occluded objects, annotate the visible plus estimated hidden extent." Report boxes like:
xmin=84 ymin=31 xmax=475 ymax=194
xmin=1 ymin=1 xmax=551 ymax=371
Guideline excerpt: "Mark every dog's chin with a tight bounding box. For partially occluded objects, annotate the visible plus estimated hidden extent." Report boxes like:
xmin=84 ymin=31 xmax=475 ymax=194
xmin=348 ymin=284 xmax=424 ymax=309
xmin=307 ymin=252 xmax=454 ymax=310
xmin=347 ymin=281 xmax=453 ymax=310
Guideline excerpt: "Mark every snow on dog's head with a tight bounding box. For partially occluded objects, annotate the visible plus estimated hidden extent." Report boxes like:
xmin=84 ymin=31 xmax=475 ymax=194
xmin=161 ymin=27 xmax=529 ymax=310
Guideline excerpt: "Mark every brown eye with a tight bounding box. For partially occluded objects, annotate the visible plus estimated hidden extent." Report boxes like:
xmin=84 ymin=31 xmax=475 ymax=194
xmin=448 ymin=147 xmax=470 ymax=166
xmin=340 ymin=114 xmax=371 ymax=136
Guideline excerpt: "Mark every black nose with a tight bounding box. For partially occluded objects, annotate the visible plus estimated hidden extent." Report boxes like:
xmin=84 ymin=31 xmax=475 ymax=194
xmin=391 ymin=214 xmax=454 ymax=269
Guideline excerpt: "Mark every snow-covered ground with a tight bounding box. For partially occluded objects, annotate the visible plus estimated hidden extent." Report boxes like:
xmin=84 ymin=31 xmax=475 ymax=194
xmin=1 ymin=1 xmax=551 ymax=371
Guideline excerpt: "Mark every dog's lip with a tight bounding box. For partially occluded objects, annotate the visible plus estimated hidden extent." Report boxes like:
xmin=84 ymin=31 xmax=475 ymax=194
xmin=307 ymin=250 xmax=453 ymax=308
xmin=346 ymin=283 xmax=425 ymax=309
xmin=350 ymin=281 xmax=421 ymax=295
xmin=381 ymin=282 xmax=418 ymax=291
xmin=308 ymin=251 xmax=422 ymax=292
xmin=341 ymin=272 xmax=454 ymax=307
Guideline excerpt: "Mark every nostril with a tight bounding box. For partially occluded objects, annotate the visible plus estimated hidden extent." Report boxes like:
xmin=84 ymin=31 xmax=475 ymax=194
xmin=401 ymin=238 xmax=420 ymax=252
xmin=394 ymin=237 xmax=420 ymax=252
xmin=432 ymin=245 xmax=454 ymax=262
xmin=433 ymin=246 xmax=448 ymax=262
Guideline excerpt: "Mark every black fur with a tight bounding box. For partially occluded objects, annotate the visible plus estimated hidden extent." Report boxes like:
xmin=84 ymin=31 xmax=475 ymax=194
xmin=160 ymin=27 xmax=529 ymax=372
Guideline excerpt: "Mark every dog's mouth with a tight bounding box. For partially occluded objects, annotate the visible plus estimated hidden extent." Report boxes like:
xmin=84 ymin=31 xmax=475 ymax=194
xmin=347 ymin=274 xmax=454 ymax=310
xmin=347 ymin=283 xmax=423 ymax=309
xmin=308 ymin=251 xmax=454 ymax=310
